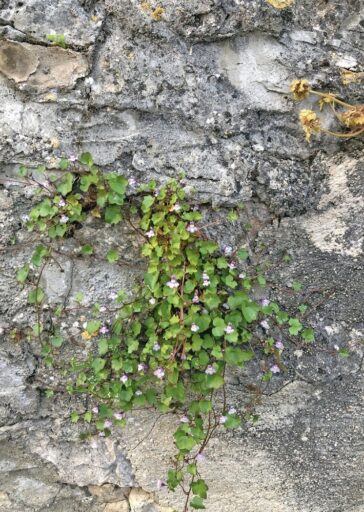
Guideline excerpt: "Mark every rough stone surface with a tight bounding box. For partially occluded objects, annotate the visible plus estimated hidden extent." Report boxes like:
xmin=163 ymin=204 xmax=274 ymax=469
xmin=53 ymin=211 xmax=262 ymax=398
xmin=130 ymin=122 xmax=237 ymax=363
xmin=0 ymin=0 xmax=363 ymax=511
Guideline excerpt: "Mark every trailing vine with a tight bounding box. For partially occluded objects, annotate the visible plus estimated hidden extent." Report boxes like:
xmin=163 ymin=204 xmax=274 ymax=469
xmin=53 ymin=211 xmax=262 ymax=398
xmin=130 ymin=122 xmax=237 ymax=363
xmin=14 ymin=153 xmax=317 ymax=510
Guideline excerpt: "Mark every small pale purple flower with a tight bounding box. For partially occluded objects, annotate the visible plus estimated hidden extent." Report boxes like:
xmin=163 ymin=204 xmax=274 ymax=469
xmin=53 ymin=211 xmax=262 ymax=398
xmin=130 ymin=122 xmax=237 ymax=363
xmin=223 ymin=246 xmax=233 ymax=256
xmin=261 ymin=299 xmax=270 ymax=307
xmin=224 ymin=323 xmax=234 ymax=335
xmin=120 ymin=374 xmax=128 ymax=384
xmin=114 ymin=412 xmax=124 ymax=420
xmin=100 ymin=326 xmax=109 ymax=335
xmin=260 ymin=320 xmax=269 ymax=331
xmin=205 ymin=365 xmax=216 ymax=375
xmin=138 ymin=363 xmax=146 ymax=372
xmin=239 ymin=272 xmax=246 ymax=279
xmin=228 ymin=261 xmax=237 ymax=270
xmin=196 ymin=453 xmax=206 ymax=463
xmin=187 ymin=222 xmax=197 ymax=233
xmin=219 ymin=415 xmax=227 ymax=424
xmin=203 ymin=280 xmax=210 ymax=287
xmin=180 ymin=415 xmax=189 ymax=423
xmin=69 ymin=154 xmax=77 ymax=162
xmin=157 ymin=479 xmax=166 ymax=491
xmin=135 ymin=390 xmax=143 ymax=396
xmin=58 ymin=198 xmax=66 ymax=207
xmin=98 ymin=431 xmax=105 ymax=437
xmin=153 ymin=343 xmax=161 ymax=351
xmin=166 ymin=276 xmax=179 ymax=289
xmin=21 ymin=214 xmax=30 ymax=223
xmin=170 ymin=203 xmax=181 ymax=212
xmin=275 ymin=340 xmax=284 ymax=350
xmin=99 ymin=306 xmax=106 ymax=312
xmin=103 ymin=419 xmax=113 ymax=429
xmin=59 ymin=214 xmax=69 ymax=224
xmin=109 ymin=291 xmax=118 ymax=300
xmin=128 ymin=177 xmax=136 ymax=186
xmin=192 ymin=292 xmax=199 ymax=303
xmin=270 ymin=364 xmax=280 ymax=374
xmin=92 ymin=406 xmax=99 ymax=414
xmin=228 ymin=407 xmax=237 ymax=415
xmin=154 ymin=367 xmax=165 ymax=379
xmin=149 ymin=297 xmax=156 ymax=305
xmin=191 ymin=323 xmax=199 ymax=333
xmin=145 ymin=229 xmax=155 ymax=238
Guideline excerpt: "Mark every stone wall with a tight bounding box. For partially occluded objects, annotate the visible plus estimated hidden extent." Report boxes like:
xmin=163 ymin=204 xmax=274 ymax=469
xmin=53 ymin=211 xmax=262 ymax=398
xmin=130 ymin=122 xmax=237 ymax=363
xmin=0 ymin=1 xmax=363 ymax=511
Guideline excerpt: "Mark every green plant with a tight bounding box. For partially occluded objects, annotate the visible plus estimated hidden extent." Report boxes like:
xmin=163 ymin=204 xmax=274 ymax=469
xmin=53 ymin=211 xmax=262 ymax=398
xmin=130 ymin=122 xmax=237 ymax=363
xmin=46 ymin=34 xmax=66 ymax=49
xmin=16 ymin=154 xmax=316 ymax=510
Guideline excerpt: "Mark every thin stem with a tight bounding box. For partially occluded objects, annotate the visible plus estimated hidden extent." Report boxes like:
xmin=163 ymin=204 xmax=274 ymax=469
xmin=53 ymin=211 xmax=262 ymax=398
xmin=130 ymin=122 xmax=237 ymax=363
xmin=310 ymin=90 xmax=355 ymax=109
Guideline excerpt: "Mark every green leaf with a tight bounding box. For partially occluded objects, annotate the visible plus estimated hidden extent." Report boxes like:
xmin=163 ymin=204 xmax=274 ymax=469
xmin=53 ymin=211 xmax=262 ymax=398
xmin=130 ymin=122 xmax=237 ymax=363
xmin=227 ymin=210 xmax=238 ymax=221
xmin=224 ymin=415 xmax=241 ymax=429
xmin=288 ymin=318 xmax=303 ymax=335
xmin=16 ymin=264 xmax=29 ymax=283
xmin=242 ymin=305 xmax=258 ymax=323
xmin=84 ymin=411 xmax=92 ymax=423
xmin=70 ymin=411 xmax=79 ymax=423
xmin=224 ymin=347 xmax=253 ymax=366
xmin=51 ymin=335 xmax=63 ymax=347
xmin=302 ymin=328 xmax=314 ymax=343
xmin=192 ymin=479 xmax=208 ymax=499
xmin=107 ymin=175 xmax=128 ymax=195
xmin=338 ymin=348 xmax=349 ymax=358
xmin=31 ymin=245 xmax=49 ymax=267
xmin=206 ymin=374 xmax=224 ymax=389
xmin=291 ymin=280 xmax=302 ymax=291
xmin=59 ymin=158 xmax=69 ymax=170
xmin=57 ymin=172 xmax=74 ymax=196
xmin=141 ymin=195 xmax=155 ymax=213
xmin=28 ymin=287 xmax=45 ymax=304
xmin=86 ymin=320 xmax=101 ymax=335
xmin=36 ymin=164 xmax=46 ymax=174
xmin=237 ymin=248 xmax=249 ymax=260
xmin=98 ymin=338 xmax=108 ymax=355
xmin=18 ymin=165 xmax=28 ymax=177
xmin=298 ymin=304 xmax=308 ymax=314
xmin=106 ymin=248 xmax=119 ymax=263
xmin=211 ymin=317 xmax=225 ymax=337
xmin=46 ymin=33 xmax=66 ymax=48
xmin=79 ymin=152 xmax=93 ymax=167
xmin=174 ymin=432 xmax=197 ymax=451
xmin=81 ymin=244 xmax=93 ymax=255
xmin=91 ymin=358 xmax=105 ymax=373
xmin=105 ymin=205 xmax=122 ymax=224
xmin=80 ymin=173 xmax=99 ymax=192
xmin=190 ymin=496 xmax=205 ymax=509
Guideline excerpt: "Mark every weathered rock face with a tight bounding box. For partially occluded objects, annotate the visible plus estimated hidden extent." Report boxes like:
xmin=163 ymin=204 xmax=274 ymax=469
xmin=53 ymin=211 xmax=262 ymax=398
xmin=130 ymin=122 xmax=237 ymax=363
xmin=0 ymin=1 xmax=363 ymax=511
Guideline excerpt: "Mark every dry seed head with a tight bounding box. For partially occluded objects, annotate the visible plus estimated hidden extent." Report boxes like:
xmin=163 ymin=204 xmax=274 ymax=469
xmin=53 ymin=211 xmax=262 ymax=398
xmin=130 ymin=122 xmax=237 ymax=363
xmin=291 ymin=79 xmax=311 ymax=101
xmin=266 ymin=0 xmax=294 ymax=9
xmin=299 ymin=109 xmax=321 ymax=142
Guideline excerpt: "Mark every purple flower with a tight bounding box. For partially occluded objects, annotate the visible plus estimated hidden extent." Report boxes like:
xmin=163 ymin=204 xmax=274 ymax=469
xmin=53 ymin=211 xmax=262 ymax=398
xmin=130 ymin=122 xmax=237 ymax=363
xmin=59 ymin=214 xmax=69 ymax=224
xmin=149 ymin=297 xmax=156 ymax=305
xmin=261 ymin=299 xmax=270 ymax=307
xmin=180 ymin=415 xmax=189 ymax=423
xmin=58 ymin=198 xmax=66 ymax=207
xmin=228 ymin=261 xmax=237 ymax=270
xmin=157 ymin=479 xmax=166 ymax=491
xmin=128 ymin=177 xmax=136 ymax=186
xmin=270 ymin=364 xmax=280 ymax=374
xmin=109 ymin=291 xmax=118 ymax=300
xmin=153 ymin=343 xmax=161 ymax=351
xmin=170 ymin=203 xmax=181 ymax=212
xmin=98 ymin=431 xmax=105 ymax=437
xmin=100 ymin=326 xmax=109 ymax=335
xmin=192 ymin=292 xmax=199 ymax=303
xmin=166 ymin=276 xmax=179 ymax=289
xmin=114 ymin=412 xmax=124 ymax=420
xmin=21 ymin=214 xmax=30 ymax=223
xmin=99 ymin=306 xmax=106 ymax=312
xmin=120 ymin=374 xmax=128 ymax=384
xmin=224 ymin=323 xmax=234 ymax=335
xmin=135 ymin=390 xmax=143 ymax=396
xmin=191 ymin=323 xmax=200 ymax=333
xmin=203 ymin=280 xmax=210 ymax=287
xmin=196 ymin=453 xmax=206 ymax=463
xmin=228 ymin=406 xmax=237 ymax=415
xmin=219 ymin=415 xmax=227 ymax=424
xmin=205 ymin=365 xmax=216 ymax=375
xmin=187 ymin=222 xmax=198 ymax=233
xmin=103 ymin=419 xmax=113 ymax=429
xmin=145 ymin=229 xmax=155 ymax=238
xmin=92 ymin=406 xmax=99 ymax=414
xmin=260 ymin=320 xmax=269 ymax=331
xmin=154 ymin=368 xmax=165 ymax=380
xmin=223 ymin=246 xmax=233 ymax=256
xmin=239 ymin=272 xmax=246 ymax=279
xmin=138 ymin=363 xmax=146 ymax=372
xmin=275 ymin=340 xmax=284 ymax=350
